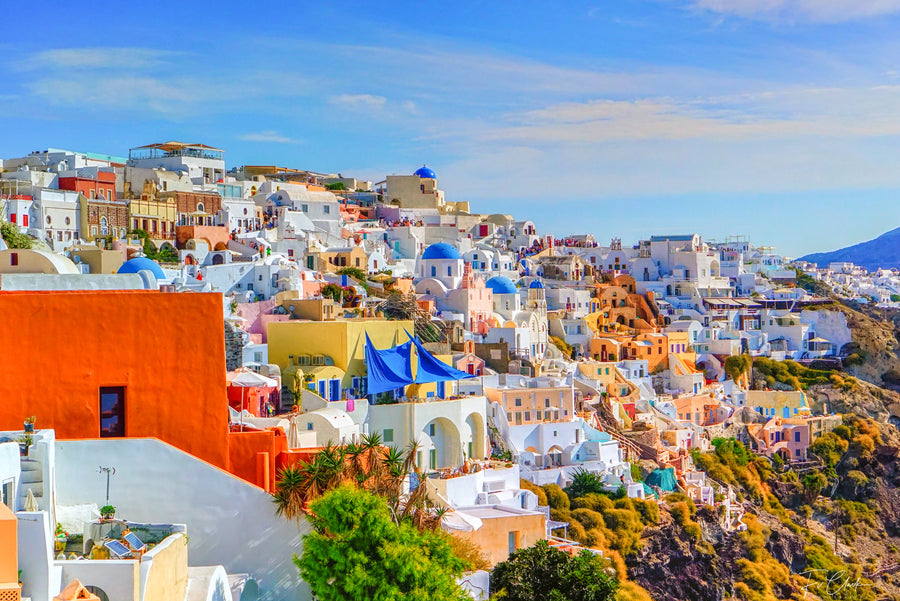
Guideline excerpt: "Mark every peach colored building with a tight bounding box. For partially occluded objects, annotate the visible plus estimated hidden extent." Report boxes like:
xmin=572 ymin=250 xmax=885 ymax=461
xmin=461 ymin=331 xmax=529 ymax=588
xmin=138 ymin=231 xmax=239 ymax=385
xmin=451 ymin=507 xmax=546 ymax=566
xmin=673 ymin=395 xmax=730 ymax=426
xmin=485 ymin=383 xmax=575 ymax=427
xmin=0 ymin=503 xmax=19 ymax=601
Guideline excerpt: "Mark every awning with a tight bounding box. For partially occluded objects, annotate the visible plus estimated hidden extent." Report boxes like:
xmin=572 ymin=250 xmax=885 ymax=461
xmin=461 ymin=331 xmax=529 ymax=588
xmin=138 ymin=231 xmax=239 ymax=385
xmin=408 ymin=331 xmax=477 ymax=384
xmin=364 ymin=333 xmax=414 ymax=395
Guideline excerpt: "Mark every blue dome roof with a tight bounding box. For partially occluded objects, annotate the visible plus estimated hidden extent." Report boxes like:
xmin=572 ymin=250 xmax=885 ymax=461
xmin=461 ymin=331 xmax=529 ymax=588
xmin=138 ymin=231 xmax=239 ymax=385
xmin=414 ymin=166 xmax=437 ymax=179
xmin=485 ymin=276 xmax=517 ymax=295
xmin=422 ymin=242 xmax=461 ymax=261
xmin=118 ymin=257 xmax=166 ymax=280
xmin=529 ymin=279 xmax=544 ymax=289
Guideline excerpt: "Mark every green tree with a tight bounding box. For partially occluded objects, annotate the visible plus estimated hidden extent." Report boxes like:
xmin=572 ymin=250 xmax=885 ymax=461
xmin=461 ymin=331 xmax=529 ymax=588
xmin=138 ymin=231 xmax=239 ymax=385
xmin=320 ymin=283 xmax=345 ymax=303
xmin=490 ymin=539 xmax=618 ymax=601
xmin=297 ymin=486 xmax=469 ymax=601
xmin=802 ymin=472 xmax=828 ymax=504
xmin=0 ymin=221 xmax=33 ymax=249
xmin=336 ymin=266 xmax=367 ymax=281
xmin=723 ymin=354 xmax=753 ymax=383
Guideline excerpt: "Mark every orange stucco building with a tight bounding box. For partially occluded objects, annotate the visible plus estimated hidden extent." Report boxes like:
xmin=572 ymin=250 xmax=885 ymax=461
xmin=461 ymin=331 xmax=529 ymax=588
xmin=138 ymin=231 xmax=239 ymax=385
xmin=0 ymin=290 xmax=232 ymax=470
xmin=0 ymin=503 xmax=19 ymax=600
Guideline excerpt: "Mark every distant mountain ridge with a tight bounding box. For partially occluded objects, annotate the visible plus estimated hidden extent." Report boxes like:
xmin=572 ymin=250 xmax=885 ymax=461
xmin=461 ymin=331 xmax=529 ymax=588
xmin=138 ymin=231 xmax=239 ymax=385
xmin=799 ymin=226 xmax=900 ymax=271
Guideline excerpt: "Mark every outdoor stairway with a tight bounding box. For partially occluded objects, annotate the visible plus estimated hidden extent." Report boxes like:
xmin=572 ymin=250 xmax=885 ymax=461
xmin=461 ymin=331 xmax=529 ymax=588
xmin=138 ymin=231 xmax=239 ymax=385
xmin=18 ymin=456 xmax=45 ymax=510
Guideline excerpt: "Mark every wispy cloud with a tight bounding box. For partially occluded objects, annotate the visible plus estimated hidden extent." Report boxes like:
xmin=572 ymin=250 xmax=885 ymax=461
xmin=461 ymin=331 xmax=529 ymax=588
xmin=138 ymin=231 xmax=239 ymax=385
xmin=471 ymin=85 xmax=900 ymax=146
xmin=239 ymin=130 xmax=300 ymax=144
xmin=689 ymin=0 xmax=900 ymax=23
xmin=330 ymin=94 xmax=388 ymax=111
xmin=21 ymin=47 xmax=181 ymax=70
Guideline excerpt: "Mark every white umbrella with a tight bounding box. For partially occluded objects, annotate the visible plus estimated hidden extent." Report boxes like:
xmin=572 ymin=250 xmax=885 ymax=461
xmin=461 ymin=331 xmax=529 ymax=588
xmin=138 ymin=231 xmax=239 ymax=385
xmin=24 ymin=488 xmax=39 ymax=512
xmin=287 ymin=417 xmax=301 ymax=449
xmin=230 ymin=371 xmax=278 ymax=388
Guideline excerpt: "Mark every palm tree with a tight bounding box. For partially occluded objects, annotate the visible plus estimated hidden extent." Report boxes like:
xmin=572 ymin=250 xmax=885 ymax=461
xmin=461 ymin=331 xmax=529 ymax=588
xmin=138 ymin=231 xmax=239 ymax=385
xmin=272 ymin=436 xmax=445 ymax=532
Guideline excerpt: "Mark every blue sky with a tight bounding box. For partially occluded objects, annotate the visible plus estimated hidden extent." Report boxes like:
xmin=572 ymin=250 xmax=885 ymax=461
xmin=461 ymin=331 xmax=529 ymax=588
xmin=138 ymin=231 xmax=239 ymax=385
xmin=3 ymin=0 xmax=900 ymax=256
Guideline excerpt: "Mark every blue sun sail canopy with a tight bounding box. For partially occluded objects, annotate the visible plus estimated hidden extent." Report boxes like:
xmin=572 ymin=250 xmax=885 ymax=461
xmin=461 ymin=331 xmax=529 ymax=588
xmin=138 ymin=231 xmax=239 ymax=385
xmin=364 ymin=331 xmax=476 ymax=395
xmin=407 ymin=331 xmax=477 ymax=384
xmin=364 ymin=333 xmax=415 ymax=395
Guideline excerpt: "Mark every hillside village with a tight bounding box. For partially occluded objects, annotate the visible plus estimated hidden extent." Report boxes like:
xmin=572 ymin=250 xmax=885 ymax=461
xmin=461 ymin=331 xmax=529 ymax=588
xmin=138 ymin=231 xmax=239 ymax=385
xmin=2 ymin=143 xmax=899 ymax=601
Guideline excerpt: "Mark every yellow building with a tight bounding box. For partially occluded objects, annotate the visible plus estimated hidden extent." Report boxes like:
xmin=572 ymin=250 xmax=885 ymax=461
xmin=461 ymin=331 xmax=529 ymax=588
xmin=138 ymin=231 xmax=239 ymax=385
xmin=315 ymin=246 xmax=368 ymax=274
xmin=268 ymin=319 xmax=416 ymax=396
xmin=128 ymin=195 xmax=177 ymax=240
xmin=274 ymin=293 xmax=339 ymax=321
xmin=746 ymin=390 xmax=809 ymax=419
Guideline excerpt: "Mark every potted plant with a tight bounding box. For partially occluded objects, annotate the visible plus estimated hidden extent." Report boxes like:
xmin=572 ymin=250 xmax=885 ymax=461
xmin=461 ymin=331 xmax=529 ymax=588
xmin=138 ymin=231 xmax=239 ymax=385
xmin=18 ymin=433 xmax=33 ymax=456
xmin=23 ymin=415 xmax=36 ymax=433
xmin=54 ymin=523 xmax=68 ymax=552
xmin=100 ymin=505 xmax=116 ymax=520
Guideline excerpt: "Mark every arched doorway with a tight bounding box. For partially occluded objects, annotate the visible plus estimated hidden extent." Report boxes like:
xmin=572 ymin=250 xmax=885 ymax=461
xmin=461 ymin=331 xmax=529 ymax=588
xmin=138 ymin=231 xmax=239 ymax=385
xmin=421 ymin=417 xmax=462 ymax=470
xmin=547 ymin=444 xmax=564 ymax=467
xmin=465 ymin=412 xmax=487 ymax=460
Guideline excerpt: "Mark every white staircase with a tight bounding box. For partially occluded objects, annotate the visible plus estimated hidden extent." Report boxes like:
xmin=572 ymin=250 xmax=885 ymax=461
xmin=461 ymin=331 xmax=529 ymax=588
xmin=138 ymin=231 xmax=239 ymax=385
xmin=18 ymin=456 xmax=45 ymax=511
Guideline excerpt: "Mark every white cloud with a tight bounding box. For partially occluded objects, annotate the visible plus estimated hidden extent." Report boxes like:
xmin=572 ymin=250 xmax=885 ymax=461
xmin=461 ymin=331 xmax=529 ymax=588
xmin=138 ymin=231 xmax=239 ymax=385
xmin=330 ymin=94 xmax=387 ymax=111
xmin=238 ymin=130 xmax=299 ymax=144
xmin=690 ymin=0 xmax=900 ymax=23
xmin=21 ymin=47 xmax=180 ymax=70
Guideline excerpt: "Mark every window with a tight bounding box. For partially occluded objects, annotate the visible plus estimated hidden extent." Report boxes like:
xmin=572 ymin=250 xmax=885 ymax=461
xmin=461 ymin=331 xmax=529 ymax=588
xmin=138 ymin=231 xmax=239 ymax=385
xmin=301 ymin=204 xmax=308 ymax=213
xmin=428 ymin=424 xmax=436 ymax=436
xmin=307 ymin=422 xmax=313 ymax=431
xmin=514 ymin=398 xmax=522 ymax=407
xmin=197 ymin=203 xmax=205 ymax=213
xmin=9 ymin=253 xmax=17 ymax=266
xmin=1 ymin=478 xmax=13 ymax=511
xmin=99 ymin=387 xmax=125 ymax=437
xmin=431 ymin=265 xmax=436 ymax=277
xmin=536 ymin=411 xmax=542 ymax=420
xmin=524 ymin=412 xmax=531 ymax=421
xmin=794 ymin=431 xmax=800 ymax=442
xmin=447 ymin=266 xmax=452 ymax=276
xmin=65 ymin=216 xmax=71 ymax=225
xmin=508 ymin=531 xmax=520 ymax=554
xmin=384 ymin=429 xmax=394 ymax=443
xmin=46 ymin=215 xmax=52 ymax=224
xmin=323 ymin=205 xmax=330 ymax=214
xmin=545 ymin=399 xmax=550 ymax=407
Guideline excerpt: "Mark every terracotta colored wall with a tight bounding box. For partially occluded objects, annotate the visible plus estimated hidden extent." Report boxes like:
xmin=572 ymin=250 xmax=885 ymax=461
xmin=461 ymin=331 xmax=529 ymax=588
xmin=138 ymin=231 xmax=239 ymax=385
xmin=228 ymin=429 xmax=287 ymax=491
xmin=0 ymin=290 xmax=230 ymax=468
xmin=175 ymin=225 xmax=230 ymax=250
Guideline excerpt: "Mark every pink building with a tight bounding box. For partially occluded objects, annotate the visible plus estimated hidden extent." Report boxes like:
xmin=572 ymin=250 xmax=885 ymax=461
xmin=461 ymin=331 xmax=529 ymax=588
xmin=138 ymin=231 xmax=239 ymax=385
xmin=439 ymin=263 xmax=494 ymax=333
xmin=754 ymin=418 xmax=810 ymax=462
